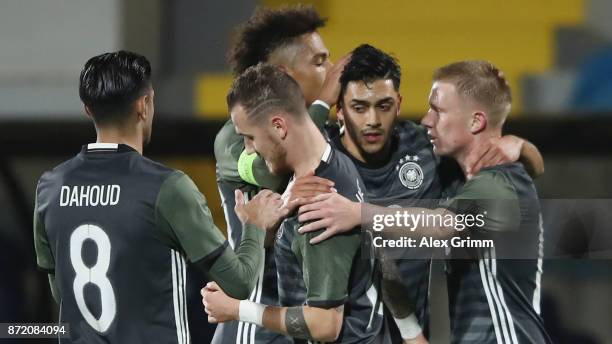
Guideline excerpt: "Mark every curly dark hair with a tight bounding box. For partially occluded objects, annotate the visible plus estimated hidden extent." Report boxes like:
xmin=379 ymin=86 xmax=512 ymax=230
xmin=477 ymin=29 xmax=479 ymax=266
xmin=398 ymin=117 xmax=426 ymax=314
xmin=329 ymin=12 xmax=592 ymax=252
xmin=339 ymin=44 xmax=401 ymax=106
xmin=228 ymin=5 xmax=326 ymax=75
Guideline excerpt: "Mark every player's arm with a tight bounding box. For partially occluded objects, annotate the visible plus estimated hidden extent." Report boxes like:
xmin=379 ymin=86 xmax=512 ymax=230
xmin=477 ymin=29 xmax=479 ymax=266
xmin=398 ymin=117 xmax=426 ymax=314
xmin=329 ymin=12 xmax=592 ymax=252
xmin=48 ymin=274 xmax=59 ymax=304
xmin=262 ymin=304 xmax=343 ymax=342
xmin=156 ymin=171 xmax=286 ymax=299
xmin=277 ymin=221 xmax=359 ymax=341
xmin=203 ymin=227 xmax=357 ymax=341
xmin=33 ymin=191 xmax=59 ymax=304
xmin=518 ymin=138 xmax=545 ymax=178
xmin=202 ymin=284 xmax=344 ymax=342
xmin=465 ymin=135 xmax=544 ymax=179
xmin=297 ymin=171 xmax=520 ymax=243
xmin=379 ymin=254 xmax=428 ymax=343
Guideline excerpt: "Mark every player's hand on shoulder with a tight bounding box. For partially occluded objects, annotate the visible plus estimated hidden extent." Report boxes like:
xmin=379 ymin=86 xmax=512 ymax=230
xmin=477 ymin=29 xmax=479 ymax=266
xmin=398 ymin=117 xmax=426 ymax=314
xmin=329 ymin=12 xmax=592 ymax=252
xmin=201 ymin=282 xmax=239 ymax=323
xmin=297 ymin=192 xmax=361 ymax=244
xmin=281 ymin=171 xmax=336 ymax=214
xmin=317 ymin=53 xmax=351 ymax=107
xmin=235 ymin=189 xmax=289 ymax=231
xmin=465 ymin=135 xmax=523 ymax=179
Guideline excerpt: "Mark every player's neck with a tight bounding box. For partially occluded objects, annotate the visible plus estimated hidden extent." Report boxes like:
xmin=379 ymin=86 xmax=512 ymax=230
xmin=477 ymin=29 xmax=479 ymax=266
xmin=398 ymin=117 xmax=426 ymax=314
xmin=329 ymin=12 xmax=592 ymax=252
xmin=287 ymin=120 xmax=328 ymax=178
xmin=455 ymin=131 xmax=501 ymax=176
xmin=95 ymin=125 xmax=143 ymax=154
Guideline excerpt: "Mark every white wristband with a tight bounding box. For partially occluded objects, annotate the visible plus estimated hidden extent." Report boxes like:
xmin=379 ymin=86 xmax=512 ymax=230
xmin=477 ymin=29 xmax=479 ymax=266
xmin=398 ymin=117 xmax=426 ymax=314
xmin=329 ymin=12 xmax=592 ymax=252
xmin=239 ymin=300 xmax=265 ymax=326
xmin=393 ymin=314 xmax=422 ymax=339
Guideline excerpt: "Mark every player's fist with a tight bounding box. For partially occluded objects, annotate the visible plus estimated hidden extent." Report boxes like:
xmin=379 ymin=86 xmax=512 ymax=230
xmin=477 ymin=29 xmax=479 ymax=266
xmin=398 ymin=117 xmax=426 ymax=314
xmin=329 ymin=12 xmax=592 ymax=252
xmin=201 ymin=282 xmax=239 ymax=323
xmin=235 ymin=189 xmax=289 ymax=231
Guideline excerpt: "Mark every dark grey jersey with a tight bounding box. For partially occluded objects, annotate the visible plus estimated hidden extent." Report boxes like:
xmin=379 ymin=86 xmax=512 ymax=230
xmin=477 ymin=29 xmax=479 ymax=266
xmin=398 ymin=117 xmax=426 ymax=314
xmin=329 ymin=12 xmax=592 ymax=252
xmin=35 ymin=144 xmax=188 ymax=343
xmin=275 ymin=145 xmax=387 ymax=344
xmin=34 ymin=144 xmax=266 ymax=344
xmin=442 ymin=163 xmax=550 ymax=344
xmin=329 ymin=120 xmax=463 ymax=334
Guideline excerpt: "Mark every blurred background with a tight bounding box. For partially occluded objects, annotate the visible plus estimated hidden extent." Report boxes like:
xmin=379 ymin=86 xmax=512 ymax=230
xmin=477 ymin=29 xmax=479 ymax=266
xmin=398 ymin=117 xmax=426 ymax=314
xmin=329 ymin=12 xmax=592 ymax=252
xmin=0 ymin=0 xmax=611 ymax=343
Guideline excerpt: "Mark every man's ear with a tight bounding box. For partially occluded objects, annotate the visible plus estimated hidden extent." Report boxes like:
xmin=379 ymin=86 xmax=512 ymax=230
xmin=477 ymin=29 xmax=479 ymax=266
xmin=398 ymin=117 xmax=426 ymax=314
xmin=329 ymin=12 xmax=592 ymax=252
xmin=276 ymin=64 xmax=287 ymax=72
xmin=336 ymin=105 xmax=345 ymax=121
xmin=336 ymin=105 xmax=346 ymax=135
xmin=396 ymin=94 xmax=403 ymax=118
xmin=470 ymin=111 xmax=487 ymax=134
xmin=270 ymin=115 xmax=288 ymax=140
xmin=276 ymin=64 xmax=294 ymax=78
xmin=135 ymin=94 xmax=148 ymax=122
xmin=84 ymin=105 xmax=94 ymax=119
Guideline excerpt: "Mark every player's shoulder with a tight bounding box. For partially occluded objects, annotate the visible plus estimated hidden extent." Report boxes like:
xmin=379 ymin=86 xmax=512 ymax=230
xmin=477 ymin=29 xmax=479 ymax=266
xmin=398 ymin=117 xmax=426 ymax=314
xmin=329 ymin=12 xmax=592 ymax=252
xmin=479 ymin=162 xmax=536 ymax=198
xmin=324 ymin=146 xmax=360 ymax=179
xmin=318 ymin=146 xmax=366 ymax=202
xmin=37 ymin=154 xmax=84 ymax=197
xmin=214 ymin=118 xmax=241 ymax=160
xmin=214 ymin=119 xmax=235 ymax=148
xmin=121 ymin=152 xmax=181 ymax=188
xmin=461 ymin=163 xmax=528 ymax=199
xmin=37 ymin=149 xmax=179 ymax=195
xmin=479 ymin=163 xmax=531 ymax=184
xmin=214 ymin=118 xmax=248 ymax=185
xmin=138 ymin=154 xmax=178 ymax=178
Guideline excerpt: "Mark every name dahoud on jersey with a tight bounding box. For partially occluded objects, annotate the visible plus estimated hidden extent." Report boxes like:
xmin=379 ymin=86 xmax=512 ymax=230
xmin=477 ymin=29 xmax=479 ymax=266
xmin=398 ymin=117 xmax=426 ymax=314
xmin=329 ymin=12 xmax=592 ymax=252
xmin=59 ymin=185 xmax=121 ymax=207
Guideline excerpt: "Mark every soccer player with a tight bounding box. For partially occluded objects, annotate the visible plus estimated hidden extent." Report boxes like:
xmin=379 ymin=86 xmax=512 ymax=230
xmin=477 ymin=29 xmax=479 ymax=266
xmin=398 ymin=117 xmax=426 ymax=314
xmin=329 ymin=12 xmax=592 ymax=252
xmin=213 ymin=5 xmax=347 ymax=343
xmin=204 ymin=64 xmax=386 ymax=343
xmin=218 ymin=40 xmax=544 ymax=342
xmin=297 ymin=61 xmax=551 ymax=343
xmin=33 ymin=51 xmax=286 ymax=343
xmin=316 ymin=44 xmax=544 ymax=341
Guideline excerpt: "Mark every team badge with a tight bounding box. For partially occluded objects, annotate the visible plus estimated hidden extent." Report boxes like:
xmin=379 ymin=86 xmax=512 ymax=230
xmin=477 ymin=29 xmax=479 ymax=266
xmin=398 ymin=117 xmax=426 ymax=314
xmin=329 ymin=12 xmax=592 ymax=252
xmin=397 ymin=155 xmax=424 ymax=189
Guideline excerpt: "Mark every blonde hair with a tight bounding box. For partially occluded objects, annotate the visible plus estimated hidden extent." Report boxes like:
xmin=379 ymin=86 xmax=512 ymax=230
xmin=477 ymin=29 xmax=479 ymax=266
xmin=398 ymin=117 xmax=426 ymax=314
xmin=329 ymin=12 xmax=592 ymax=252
xmin=433 ymin=60 xmax=512 ymax=128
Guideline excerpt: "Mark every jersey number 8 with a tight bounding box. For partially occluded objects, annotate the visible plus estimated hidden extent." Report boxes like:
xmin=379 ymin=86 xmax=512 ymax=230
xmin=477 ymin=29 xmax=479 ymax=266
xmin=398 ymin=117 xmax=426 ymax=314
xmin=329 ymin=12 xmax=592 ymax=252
xmin=70 ymin=224 xmax=117 ymax=332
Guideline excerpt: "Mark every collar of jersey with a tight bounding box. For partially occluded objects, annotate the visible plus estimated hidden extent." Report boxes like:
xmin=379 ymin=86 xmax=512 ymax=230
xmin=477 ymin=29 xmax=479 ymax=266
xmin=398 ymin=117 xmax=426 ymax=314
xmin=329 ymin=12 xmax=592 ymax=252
xmin=82 ymin=143 xmax=137 ymax=154
xmin=288 ymin=143 xmax=333 ymax=184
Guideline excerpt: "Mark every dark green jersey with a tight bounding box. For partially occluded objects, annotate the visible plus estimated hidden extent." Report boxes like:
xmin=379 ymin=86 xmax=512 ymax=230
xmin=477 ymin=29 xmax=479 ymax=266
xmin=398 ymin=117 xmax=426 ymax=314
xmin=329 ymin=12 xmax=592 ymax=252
xmin=441 ymin=163 xmax=550 ymax=344
xmin=275 ymin=144 xmax=387 ymax=344
xmin=33 ymin=143 xmax=265 ymax=344
xmin=212 ymin=103 xmax=330 ymax=344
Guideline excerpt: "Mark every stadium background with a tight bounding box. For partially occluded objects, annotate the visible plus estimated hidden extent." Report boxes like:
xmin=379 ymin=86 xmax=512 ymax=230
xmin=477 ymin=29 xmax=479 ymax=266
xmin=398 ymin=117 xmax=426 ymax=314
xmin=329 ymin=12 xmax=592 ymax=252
xmin=0 ymin=0 xmax=611 ymax=343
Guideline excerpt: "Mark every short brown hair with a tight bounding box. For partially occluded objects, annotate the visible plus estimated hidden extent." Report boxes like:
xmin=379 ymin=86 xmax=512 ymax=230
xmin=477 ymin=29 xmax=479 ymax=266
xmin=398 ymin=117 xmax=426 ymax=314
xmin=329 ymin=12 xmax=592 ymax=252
xmin=227 ymin=63 xmax=307 ymax=123
xmin=433 ymin=60 xmax=512 ymax=128
xmin=227 ymin=5 xmax=326 ymax=75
